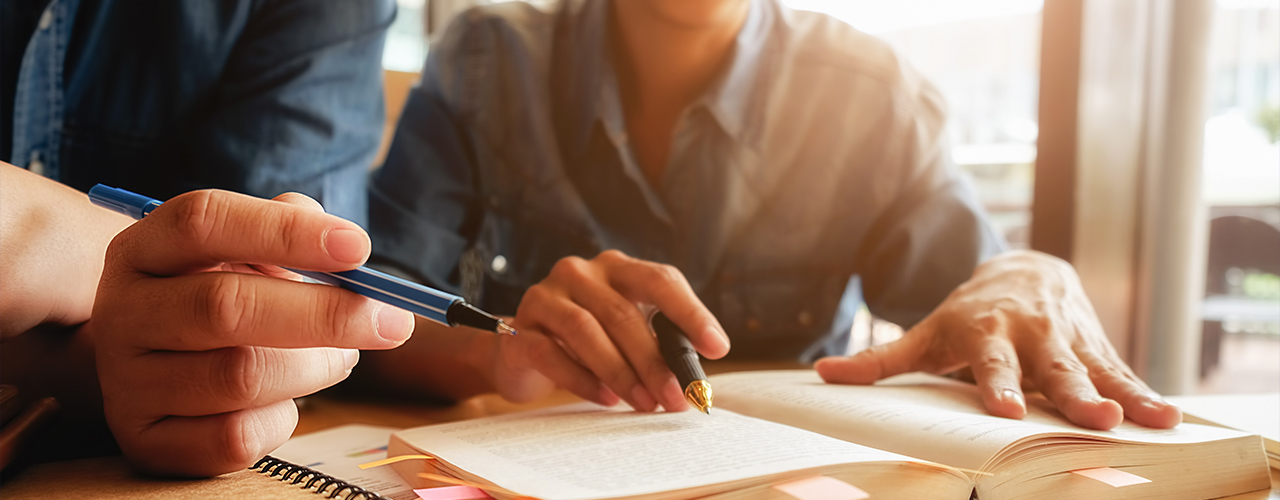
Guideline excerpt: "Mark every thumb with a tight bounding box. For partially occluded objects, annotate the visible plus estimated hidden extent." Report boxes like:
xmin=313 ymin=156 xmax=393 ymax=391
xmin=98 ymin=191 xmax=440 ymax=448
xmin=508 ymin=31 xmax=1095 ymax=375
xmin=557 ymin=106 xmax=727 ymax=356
xmin=815 ymin=321 xmax=935 ymax=385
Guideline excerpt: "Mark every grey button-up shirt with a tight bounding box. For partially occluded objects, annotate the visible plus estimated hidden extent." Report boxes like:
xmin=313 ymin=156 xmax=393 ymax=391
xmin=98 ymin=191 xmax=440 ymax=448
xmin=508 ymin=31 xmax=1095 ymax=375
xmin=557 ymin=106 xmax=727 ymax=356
xmin=371 ymin=0 xmax=1004 ymax=361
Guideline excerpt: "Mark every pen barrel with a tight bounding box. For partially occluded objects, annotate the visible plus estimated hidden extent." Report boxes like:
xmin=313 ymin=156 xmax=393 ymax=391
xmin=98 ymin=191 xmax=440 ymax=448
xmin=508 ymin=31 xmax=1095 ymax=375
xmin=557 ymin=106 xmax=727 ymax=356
xmin=652 ymin=313 xmax=707 ymax=390
xmin=287 ymin=267 xmax=458 ymax=326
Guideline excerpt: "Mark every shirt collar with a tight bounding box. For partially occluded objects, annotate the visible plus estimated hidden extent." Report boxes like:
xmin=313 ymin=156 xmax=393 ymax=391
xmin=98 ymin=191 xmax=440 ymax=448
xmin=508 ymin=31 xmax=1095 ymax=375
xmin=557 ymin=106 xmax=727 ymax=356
xmin=552 ymin=0 xmax=782 ymax=158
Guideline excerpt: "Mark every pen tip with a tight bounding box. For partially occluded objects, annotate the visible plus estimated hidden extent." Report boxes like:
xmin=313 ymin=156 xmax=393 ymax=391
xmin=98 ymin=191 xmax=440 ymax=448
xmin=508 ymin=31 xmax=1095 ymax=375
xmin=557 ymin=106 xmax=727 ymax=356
xmin=497 ymin=322 xmax=518 ymax=336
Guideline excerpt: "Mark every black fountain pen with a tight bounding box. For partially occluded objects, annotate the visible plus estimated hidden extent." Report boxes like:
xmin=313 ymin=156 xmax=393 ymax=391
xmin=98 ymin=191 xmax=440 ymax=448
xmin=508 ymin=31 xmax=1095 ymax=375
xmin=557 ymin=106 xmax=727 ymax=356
xmin=652 ymin=312 xmax=713 ymax=414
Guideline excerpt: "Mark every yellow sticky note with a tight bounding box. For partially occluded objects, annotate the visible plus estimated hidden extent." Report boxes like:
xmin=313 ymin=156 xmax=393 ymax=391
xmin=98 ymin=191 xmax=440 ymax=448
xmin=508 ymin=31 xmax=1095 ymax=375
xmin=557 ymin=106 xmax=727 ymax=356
xmin=1071 ymin=467 xmax=1152 ymax=487
xmin=773 ymin=476 xmax=870 ymax=500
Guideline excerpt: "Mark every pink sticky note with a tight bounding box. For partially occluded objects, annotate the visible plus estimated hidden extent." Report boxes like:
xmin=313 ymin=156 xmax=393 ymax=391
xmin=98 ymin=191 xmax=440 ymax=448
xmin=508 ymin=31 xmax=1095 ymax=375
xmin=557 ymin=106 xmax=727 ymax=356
xmin=773 ymin=476 xmax=870 ymax=500
xmin=413 ymin=485 xmax=493 ymax=500
xmin=1071 ymin=467 xmax=1152 ymax=487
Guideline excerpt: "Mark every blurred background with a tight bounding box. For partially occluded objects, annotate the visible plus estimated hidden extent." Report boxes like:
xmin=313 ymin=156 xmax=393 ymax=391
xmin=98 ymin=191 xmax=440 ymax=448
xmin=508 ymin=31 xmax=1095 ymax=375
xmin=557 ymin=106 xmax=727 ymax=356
xmin=379 ymin=0 xmax=1279 ymax=396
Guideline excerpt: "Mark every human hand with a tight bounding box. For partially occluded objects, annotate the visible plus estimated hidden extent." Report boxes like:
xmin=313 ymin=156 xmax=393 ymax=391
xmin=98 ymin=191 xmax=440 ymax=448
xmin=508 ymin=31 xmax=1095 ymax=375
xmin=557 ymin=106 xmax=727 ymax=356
xmin=91 ymin=190 xmax=414 ymax=477
xmin=815 ymin=250 xmax=1181 ymax=430
xmin=483 ymin=250 xmax=730 ymax=412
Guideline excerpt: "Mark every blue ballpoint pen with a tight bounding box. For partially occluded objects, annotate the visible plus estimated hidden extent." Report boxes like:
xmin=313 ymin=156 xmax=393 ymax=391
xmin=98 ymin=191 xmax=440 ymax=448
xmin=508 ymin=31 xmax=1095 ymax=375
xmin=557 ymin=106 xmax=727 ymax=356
xmin=88 ymin=184 xmax=516 ymax=336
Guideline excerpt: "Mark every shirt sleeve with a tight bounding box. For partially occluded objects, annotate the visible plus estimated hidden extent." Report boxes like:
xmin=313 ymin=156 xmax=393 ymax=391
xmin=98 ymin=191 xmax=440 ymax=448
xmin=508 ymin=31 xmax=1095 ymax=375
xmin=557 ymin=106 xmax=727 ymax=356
xmin=181 ymin=0 xmax=395 ymax=225
xmin=852 ymin=76 xmax=1008 ymax=330
xmin=368 ymin=21 xmax=483 ymax=292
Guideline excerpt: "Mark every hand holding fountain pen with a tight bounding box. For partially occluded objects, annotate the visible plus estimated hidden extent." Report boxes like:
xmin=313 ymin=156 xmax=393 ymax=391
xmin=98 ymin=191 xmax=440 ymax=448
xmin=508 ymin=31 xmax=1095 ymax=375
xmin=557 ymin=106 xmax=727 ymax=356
xmin=652 ymin=312 xmax=713 ymax=414
xmin=87 ymin=184 xmax=516 ymax=336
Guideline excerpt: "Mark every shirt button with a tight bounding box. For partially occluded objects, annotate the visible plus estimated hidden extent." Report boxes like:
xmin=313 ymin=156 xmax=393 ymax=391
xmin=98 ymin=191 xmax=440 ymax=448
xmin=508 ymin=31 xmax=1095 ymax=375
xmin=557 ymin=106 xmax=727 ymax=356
xmin=798 ymin=310 xmax=813 ymax=327
xmin=744 ymin=317 xmax=760 ymax=332
xmin=490 ymin=255 xmax=508 ymax=273
xmin=38 ymin=8 xmax=54 ymax=30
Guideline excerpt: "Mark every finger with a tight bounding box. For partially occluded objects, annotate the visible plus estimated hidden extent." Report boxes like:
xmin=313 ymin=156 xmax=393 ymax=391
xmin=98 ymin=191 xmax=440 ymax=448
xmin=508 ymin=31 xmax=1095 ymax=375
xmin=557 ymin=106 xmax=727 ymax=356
xmin=815 ymin=317 xmax=937 ymax=385
xmin=595 ymin=251 xmax=730 ymax=359
xmin=106 ymin=347 xmax=358 ymax=417
xmin=1023 ymin=336 xmax=1123 ymax=430
xmin=520 ymin=286 xmax=654 ymax=411
xmin=108 ymin=271 xmax=412 ymax=350
xmin=961 ymin=335 xmax=1027 ymax=420
xmin=496 ymin=328 xmax=617 ymax=407
xmin=552 ymin=258 xmax=683 ymax=411
xmin=949 ymin=311 xmax=1027 ymax=419
xmin=108 ymin=189 xmax=370 ymax=277
xmin=1077 ymin=348 xmax=1181 ymax=428
xmin=116 ymin=399 xmax=298 ymax=477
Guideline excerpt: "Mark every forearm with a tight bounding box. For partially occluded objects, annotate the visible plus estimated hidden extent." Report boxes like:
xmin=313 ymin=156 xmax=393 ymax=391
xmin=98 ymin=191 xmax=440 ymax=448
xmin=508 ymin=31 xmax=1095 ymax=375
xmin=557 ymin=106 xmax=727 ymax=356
xmin=0 ymin=164 xmax=132 ymax=338
xmin=351 ymin=316 xmax=498 ymax=402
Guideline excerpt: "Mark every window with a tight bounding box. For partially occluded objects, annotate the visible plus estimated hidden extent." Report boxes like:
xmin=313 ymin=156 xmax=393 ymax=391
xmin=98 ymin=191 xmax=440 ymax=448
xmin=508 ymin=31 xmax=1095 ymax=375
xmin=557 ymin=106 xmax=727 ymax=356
xmin=784 ymin=0 xmax=1043 ymax=249
xmin=1197 ymin=0 xmax=1280 ymax=394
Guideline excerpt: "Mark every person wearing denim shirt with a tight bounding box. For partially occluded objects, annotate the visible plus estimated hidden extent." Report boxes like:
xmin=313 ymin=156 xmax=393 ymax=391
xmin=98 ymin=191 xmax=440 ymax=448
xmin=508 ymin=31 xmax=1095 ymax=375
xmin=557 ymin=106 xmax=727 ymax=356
xmin=1 ymin=0 xmax=412 ymax=477
xmin=2 ymin=0 xmax=388 ymax=222
xmin=369 ymin=0 xmax=1182 ymax=432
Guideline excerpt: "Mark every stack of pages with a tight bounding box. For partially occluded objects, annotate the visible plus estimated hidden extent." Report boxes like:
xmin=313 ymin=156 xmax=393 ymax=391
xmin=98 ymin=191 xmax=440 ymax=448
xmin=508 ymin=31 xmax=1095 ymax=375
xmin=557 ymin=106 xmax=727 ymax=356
xmin=388 ymin=371 xmax=1272 ymax=500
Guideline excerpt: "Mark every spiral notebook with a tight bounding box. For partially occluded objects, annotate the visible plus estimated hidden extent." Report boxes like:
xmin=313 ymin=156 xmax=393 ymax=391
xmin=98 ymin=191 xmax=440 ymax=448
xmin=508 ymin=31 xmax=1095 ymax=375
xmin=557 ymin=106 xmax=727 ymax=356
xmin=0 ymin=425 xmax=413 ymax=500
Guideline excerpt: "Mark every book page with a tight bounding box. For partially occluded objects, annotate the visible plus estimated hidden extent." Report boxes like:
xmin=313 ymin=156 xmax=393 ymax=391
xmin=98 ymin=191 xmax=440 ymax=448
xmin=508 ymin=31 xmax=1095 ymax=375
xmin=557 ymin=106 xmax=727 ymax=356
xmin=712 ymin=370 xmax=1253 ymax=471
xmin=272 ymin=425 xmax=418 ymax=500
xmin=393 ymin=402 xmax=927 ymax=500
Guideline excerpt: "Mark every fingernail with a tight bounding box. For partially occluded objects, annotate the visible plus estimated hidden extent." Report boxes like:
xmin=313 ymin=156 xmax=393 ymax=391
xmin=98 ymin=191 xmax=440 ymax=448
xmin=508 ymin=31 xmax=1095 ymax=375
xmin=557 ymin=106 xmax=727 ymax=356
xmin=342 ymin=349 xmax=360 ymax=372
xmin=631 ymin=386 xmax=657 ymax=412
xmin=376 ymin=306 xmax=413 ymax=342
xmin=1002 ymin=389 xmax=1025 ymax=408
xmin=1143 ymin=396 xmax=1170 ymax=409
xmin=324 ymin=228 xmax=368 ymax=264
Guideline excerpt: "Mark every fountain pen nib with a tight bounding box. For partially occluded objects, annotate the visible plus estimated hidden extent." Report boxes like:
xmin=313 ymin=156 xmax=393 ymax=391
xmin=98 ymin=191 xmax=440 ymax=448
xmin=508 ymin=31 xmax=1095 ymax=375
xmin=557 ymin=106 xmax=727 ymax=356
xmin=685 ymin=380 xmax=713 ymax=415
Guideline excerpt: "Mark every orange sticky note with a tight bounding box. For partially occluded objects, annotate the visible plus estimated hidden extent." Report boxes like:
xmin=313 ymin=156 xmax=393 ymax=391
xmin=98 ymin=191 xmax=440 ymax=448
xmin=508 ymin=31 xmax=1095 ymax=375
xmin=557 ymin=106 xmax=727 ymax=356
xmin=773 ymin=476 xmax=870 ymax=500
xmin=1071 ymin=467 xmax=1151 ymax=487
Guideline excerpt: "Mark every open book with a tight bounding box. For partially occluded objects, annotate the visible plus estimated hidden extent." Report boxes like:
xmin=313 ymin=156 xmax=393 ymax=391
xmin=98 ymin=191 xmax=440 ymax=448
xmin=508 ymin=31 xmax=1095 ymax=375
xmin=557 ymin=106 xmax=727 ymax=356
xmin=387 ymin=371 xmax=1272 ymax=500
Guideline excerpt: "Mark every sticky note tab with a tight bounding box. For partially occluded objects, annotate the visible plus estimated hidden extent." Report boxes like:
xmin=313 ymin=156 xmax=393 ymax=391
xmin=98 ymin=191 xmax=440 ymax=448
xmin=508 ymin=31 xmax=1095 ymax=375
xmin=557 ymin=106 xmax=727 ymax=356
xmin=414 ymin=485 xmax=493 ymax=500
xmin=1071 ymin=467 xmax=1152 ymax=487
xmin=773 ymin=476 xmax=870 ymax=500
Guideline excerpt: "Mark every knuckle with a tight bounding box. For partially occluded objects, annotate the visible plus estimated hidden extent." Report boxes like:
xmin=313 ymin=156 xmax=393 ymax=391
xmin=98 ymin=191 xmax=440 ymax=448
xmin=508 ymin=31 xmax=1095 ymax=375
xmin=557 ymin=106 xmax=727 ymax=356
xmin=602 ymin=299 xmax=642 ymax=327
xmin=272 ymin=207 xmax=306 ymax=256
xmin=977 ymin=354 xmax=1017 ymax=373
xmin=551 ymin=256 xmax=589 ymax=278
xmin=598 ymin=249 xmax=630 ymax=263
xmin=172 ymin=190 xmax=223 ymax=247
xmin=1045 ymin=358 xmax=1089 ymax=377
xmin=200 ymin=275 xmax=254 ymax=340
xmin=217 ymin=346 xmax=266 ymax=406
xmin=216 ymin=412 xmax=265 ymax=469
xmin=559 ymin=308 xmax=598 ymax=338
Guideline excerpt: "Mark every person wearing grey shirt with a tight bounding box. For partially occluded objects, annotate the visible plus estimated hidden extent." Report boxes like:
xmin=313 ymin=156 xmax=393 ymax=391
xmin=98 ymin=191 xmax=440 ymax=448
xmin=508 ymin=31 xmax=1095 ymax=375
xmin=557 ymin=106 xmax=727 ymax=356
xmin=366 ymin=0 xmax=1180 ymax=431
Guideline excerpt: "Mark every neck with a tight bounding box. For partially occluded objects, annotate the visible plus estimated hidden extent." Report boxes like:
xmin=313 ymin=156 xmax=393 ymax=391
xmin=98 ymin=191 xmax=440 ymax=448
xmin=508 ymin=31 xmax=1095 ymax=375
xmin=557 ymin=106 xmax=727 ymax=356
xmin=609 ymin=0 xmax=749 ymax=108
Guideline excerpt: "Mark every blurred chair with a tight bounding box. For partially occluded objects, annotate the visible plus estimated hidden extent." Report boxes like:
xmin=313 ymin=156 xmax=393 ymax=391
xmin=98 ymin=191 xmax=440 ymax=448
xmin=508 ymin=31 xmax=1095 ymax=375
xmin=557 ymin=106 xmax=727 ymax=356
xmin=1200 ymin=214 xmax=1280 ymax=377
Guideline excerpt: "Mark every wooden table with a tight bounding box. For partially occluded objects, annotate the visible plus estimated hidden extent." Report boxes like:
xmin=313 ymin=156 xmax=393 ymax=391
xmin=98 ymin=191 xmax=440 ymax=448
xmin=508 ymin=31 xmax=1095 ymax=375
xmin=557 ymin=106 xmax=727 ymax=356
xmin=2 ymin=363 xmax=1277 ymax=499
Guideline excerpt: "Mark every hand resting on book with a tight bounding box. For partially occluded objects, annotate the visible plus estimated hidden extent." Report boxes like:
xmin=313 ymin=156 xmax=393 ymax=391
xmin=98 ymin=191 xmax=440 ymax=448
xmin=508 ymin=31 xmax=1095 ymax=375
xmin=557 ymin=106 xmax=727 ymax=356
xmin=816 ymin=250 xmax=1182 ymax=430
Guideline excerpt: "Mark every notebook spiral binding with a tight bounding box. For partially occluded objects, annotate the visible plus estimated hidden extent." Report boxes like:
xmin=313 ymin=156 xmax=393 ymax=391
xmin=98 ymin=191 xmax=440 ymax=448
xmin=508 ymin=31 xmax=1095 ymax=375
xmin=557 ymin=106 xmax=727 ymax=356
xmin=250 ymin=455 xmax=391 ymax=500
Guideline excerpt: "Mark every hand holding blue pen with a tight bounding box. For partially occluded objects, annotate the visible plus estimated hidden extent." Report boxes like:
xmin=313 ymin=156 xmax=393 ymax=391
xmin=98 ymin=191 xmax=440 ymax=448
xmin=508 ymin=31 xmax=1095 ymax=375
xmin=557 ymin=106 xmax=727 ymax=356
xmin=89 ymin=187 xmax=422 ymax=476
xmin=89 ymin=184 xmax=515 ymax=336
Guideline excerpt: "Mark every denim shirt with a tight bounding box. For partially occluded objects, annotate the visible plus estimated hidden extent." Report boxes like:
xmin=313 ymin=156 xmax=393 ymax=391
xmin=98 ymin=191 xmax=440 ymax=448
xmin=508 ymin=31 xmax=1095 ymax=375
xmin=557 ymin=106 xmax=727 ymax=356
xmin=2 ymin=0 xmax=394 ymax=223
xmin=371 ymin=0 xmax=1005 ymax=361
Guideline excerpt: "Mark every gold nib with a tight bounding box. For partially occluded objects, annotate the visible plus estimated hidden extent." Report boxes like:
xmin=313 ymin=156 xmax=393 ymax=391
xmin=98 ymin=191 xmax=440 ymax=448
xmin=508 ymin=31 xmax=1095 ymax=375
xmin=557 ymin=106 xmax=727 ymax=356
xmin=495 ymin=321 xmax=518 ymax=336
xmin=684 ymin=380 xmax=713 ymax=415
